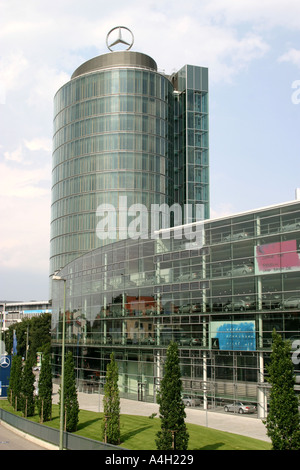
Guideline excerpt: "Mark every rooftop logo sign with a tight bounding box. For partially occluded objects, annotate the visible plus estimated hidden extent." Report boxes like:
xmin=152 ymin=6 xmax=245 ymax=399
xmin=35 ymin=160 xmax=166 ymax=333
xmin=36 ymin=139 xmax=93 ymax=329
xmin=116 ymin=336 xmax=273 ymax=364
xmin=106 ymin=26 xmax=134 ymax=52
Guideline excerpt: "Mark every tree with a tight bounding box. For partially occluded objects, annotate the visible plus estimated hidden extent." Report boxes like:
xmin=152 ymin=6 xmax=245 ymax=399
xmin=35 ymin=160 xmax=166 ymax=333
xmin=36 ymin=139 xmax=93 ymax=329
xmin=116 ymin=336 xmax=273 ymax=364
xmin=20 ymin=358 xmax=35 ymax=417
xmin=8 ymin=355 xmax=23 ymax=411
xmin=156 ymin=341 xmax=189 ymax=450
xmin=264 ymin=330 xmax=300 ymax=450
xmin=102 ymin=352 xmax=120 ymax=445
xmin=37 ymin=353 xmax=53 ymax=422
xmin=59 ymin=351 xmax=79 ymax=432
xmin=4 ymin=313 xmax=51 ymax=361
xmin=7 ymin=354 xmax=17 ymax=405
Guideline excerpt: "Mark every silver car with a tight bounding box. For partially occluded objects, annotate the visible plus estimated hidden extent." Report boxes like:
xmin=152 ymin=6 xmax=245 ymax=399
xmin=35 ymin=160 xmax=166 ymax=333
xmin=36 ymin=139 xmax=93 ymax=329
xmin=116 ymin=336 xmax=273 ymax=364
xmin=224 ymin=401 xmax=256 ymax=414
xmin=282 ymin=221 xmax=300 ymax=232
xmin=227 ymin=264 xmax=253 ymax=276
xmin=282 ymin=297 xmax=300 ymax=309
xmin=182 ymin=395 xmax=201 ymax=407
xmin=223 ymin=232 xmax=249 ymax=242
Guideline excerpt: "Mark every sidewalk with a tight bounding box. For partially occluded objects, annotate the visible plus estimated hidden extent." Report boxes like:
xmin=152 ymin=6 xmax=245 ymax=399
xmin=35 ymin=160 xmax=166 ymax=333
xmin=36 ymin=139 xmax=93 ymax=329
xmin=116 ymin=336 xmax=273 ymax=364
xmin=52 ymin=384 xmax=270 ymax=443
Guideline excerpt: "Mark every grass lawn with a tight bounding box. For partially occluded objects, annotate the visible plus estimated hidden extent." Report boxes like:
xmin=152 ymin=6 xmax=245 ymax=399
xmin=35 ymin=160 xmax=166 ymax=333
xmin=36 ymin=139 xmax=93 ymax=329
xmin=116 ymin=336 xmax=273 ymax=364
xmin=0 ymin=400 xmax=271 ymax=451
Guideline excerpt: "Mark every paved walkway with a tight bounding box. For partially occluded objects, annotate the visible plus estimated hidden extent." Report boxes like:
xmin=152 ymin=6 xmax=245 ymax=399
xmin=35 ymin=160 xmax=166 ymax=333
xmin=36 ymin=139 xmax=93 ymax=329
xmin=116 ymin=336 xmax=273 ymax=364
xmin=52 ymin=384 xmax=270 ymax=443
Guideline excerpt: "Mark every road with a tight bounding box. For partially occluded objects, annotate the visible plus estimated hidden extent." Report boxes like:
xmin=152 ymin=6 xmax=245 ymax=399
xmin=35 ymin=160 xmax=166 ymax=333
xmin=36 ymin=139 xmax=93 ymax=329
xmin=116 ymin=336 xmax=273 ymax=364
xmin=0 ymin=422 xmax=47 ymax=450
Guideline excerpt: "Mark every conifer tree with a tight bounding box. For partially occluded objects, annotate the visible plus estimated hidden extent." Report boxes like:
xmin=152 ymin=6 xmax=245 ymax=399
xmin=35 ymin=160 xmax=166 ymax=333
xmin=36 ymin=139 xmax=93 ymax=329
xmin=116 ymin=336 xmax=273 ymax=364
xmin=8 ymin=355 xmax=22 ymax=411
xmin=21 ymin=358 xmax=35 ymax=417
xmin=37 ymin=353 xmax=53 ymax=422
xmin=102 ymin=352 xmax=120 ymax=445
xmin=156 ymin=341 xmax=189 ymax=450
xmin=59 ymin=351 xmax=79 ymax=432
xmin=7 ymin=354 xmax=17 ymax=405
xmin=265 ymin=330 xmax=300 ymax=450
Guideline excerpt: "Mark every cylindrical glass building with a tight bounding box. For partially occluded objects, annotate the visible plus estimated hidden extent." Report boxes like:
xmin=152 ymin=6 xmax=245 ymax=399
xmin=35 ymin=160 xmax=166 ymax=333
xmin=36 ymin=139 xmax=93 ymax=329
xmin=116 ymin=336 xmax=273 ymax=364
xmin=50 ymin=51 xmax=175 ymax=276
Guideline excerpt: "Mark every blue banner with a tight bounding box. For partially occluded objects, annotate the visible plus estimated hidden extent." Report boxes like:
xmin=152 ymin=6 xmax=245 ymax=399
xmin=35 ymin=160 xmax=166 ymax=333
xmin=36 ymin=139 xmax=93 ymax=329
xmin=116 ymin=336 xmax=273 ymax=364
xmin=0 ymin=355 xmax=12 ymax=397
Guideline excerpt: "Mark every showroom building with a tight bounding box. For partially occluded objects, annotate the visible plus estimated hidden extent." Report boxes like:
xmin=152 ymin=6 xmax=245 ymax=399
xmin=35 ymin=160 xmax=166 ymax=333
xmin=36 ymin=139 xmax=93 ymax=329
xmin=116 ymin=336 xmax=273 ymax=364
xmin=51 ymin=198 xmax=300 ymax=417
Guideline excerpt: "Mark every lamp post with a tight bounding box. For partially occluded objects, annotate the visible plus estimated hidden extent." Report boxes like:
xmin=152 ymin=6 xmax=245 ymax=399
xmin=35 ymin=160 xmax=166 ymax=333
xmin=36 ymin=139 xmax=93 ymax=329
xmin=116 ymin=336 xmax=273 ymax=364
xmin=52 ymin=273 xmax=66 ymax=450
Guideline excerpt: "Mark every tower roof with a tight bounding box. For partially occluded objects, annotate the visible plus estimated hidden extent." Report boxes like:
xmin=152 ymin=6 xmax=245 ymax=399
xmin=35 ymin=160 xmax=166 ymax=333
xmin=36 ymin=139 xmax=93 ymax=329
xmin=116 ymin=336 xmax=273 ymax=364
xmin=71 ymin=51 xmax=157 ymax=79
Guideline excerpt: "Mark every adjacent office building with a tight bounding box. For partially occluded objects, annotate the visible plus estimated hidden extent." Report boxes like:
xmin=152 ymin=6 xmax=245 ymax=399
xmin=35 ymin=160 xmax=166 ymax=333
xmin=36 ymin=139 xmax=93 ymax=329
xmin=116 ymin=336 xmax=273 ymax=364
xmin=0 ymin=301 xmax=51 ymax=331
xmin=51 ymin=29 xmax=299 ymax=416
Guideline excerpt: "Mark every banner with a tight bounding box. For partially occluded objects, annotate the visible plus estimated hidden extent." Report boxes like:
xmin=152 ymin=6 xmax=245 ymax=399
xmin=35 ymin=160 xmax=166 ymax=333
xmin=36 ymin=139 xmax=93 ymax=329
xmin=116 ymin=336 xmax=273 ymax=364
xmin=210 ymin=321 xmax=256 ymax=351
xmin=255 ymin=240 xmax=300 ymax=274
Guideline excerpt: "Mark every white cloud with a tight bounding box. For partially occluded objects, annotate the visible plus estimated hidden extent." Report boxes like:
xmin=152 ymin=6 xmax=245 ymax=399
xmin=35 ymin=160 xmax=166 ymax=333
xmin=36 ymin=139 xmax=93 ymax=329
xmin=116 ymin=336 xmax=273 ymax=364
xmin=203 ymin=0 xmax=300 ymax=30
xmin=0 ymin=161 xmax=51 ymax=272
xmin=26 ymin=66 xmax=70 ymax=108
xmin=0 ymin=196 xmax=50 ymax=272
xmin=210 ymin=203 xmax=237 ymax=220
xmin=0 ymin=161 xmax=50 ymax=198
xmin=24 ymin=137 xmax=52 ymax=152
xmin=4 ymin=145 xmax=24 ymax=163
xmin=278 ymin=48 xmax=300 ymax=68
xmin=0 ymin=51 xmax=29 ymax=102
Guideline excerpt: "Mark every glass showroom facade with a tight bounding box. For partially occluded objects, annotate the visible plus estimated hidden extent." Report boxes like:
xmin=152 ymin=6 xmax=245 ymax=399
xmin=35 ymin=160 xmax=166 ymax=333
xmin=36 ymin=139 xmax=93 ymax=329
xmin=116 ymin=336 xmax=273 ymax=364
xmin=51 ymin=200 xmax=300 ymax=416
xmin=50 ymin=51 xmax=209 ymax=277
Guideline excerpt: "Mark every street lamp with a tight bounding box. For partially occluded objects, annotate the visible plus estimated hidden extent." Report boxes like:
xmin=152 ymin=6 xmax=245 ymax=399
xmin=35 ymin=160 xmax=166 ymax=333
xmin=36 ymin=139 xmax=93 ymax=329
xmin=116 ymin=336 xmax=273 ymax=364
xmin=52 ymin=272 xmax=66 ymax=450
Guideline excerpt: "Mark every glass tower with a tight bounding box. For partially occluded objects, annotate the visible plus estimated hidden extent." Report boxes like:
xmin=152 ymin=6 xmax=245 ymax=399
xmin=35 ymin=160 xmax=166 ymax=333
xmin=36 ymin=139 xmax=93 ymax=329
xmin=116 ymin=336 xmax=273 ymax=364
xmin=50 ymin=47 xmax=209 ymax=277
xmin=172 ymin=65 xmax=209 ymax=222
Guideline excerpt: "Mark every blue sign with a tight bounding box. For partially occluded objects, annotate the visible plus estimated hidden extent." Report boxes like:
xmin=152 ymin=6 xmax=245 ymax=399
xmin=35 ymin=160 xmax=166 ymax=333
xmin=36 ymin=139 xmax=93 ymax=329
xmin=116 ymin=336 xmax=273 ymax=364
xmin=0 ymin=355 xmax=12 ymax=397
xmin=211 ymin=321 xmax=256 ymax=351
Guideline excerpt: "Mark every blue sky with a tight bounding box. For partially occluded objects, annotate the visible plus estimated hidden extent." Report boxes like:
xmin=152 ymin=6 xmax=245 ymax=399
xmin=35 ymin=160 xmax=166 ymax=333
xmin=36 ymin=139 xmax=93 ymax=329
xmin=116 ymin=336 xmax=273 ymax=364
xmin=1 ymin=0 xmax=300 ymax=300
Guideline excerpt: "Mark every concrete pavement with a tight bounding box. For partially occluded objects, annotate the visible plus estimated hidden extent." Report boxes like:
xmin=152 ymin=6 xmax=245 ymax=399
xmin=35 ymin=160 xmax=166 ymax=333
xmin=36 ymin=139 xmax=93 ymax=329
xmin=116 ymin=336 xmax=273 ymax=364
xmin=52 ymin=384 xmax=270 ymax=443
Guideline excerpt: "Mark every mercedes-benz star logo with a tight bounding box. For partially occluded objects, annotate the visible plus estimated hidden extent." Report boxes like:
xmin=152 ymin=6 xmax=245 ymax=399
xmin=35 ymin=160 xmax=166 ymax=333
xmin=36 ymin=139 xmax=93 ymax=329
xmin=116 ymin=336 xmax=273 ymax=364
xmin=106 ymin=26 xmax=134 ymax=52
xmin=0 ymin=355 xmax=10 ymax=368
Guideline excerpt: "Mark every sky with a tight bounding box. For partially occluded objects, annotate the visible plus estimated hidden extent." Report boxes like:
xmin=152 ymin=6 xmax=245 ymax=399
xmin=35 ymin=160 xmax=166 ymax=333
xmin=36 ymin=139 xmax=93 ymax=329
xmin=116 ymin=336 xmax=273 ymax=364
xmin=1 ymin=0 xmax=300 ymax=301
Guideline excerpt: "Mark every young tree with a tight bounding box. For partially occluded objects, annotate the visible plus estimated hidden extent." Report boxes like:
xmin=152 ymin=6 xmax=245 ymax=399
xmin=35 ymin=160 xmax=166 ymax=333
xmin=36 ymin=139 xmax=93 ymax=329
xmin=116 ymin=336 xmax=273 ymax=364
xmin=59 ymin=351 xmax=79 ymax=432
xmin=102 ymin=352 xmax=120 ymax=445
xmin=8 ymin=355 xmax=22 ymax=411
xmin=20 ymin=358 xmax=35 ymax=417
xmin=264 ymin=330 xmax=300 ymax=450
xmin=37 ymin=353 xmax=53 ymax=422
xmin=156 ymin=341 xmax=189 ymax=450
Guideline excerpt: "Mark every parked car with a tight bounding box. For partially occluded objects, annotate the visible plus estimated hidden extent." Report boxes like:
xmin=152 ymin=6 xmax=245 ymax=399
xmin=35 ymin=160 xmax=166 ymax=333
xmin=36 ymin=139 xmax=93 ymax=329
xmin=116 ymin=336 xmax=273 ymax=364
xmin=179 ymin=336 xmax=201 ymax=346
xmin=179 ymin=304 xmax=192 ymax=314
xmin=223 ymin=232 xmax=249 ymax=242
xmin=176 ymin=273 xmax=198 ymax=282
xmin=140 ymin=336 xmax=155 ymax=345
xmin=190 ymin=337 xmax=202 ymax=346
xmin=261 ymin=296 xmax=281 ymax=310
xmin=223 ymin=299 xmax=256 ymax=312
xmin=227 ymin=264 xmax=253 ymax=276
xmin=282 ymin=221 xmax=300 ymax=232
xmin=191 ymin=304 xmax=202 ymax=312
xmin=282 ymin=297 xmax=300 ymax=309
xmin=182 ymin=395 xmax=201 ymax=407
xmin=224 ymin=401 xmax=256 ymax=414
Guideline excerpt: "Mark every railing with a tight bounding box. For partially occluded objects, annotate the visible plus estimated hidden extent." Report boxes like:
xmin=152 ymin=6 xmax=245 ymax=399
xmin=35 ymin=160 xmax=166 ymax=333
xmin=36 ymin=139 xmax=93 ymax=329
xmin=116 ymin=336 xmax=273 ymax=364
xmin=0 ymin=408 xmax=126 ymax=450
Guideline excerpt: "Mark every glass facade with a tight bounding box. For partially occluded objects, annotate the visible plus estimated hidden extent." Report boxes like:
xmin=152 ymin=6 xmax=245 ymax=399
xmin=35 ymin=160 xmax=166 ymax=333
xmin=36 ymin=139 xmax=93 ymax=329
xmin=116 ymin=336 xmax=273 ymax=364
xmin=51 ymin=200 xmax=300 ymax=414
xmin=51 ymin=58 xmax=175 ymax=276
xmin=173 ymin=65 xmax=209 ymax=221
xmin=50 ymin=51 xmax=209 ymax=278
